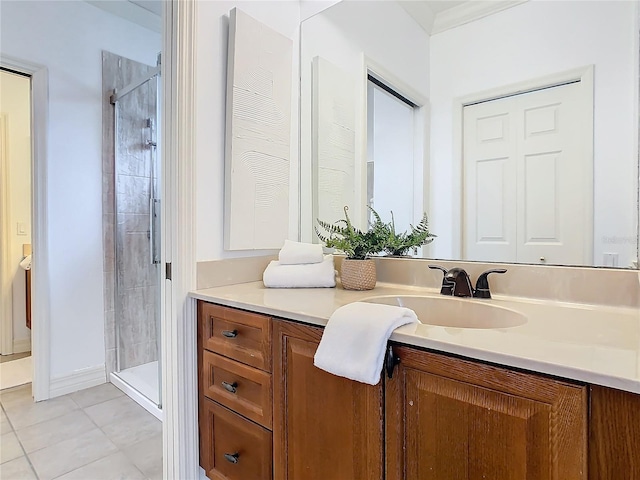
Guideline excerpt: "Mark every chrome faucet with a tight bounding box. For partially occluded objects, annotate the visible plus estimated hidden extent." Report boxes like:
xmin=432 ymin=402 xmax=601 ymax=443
xmin=429 ymin=265 xmax=507 ymax=298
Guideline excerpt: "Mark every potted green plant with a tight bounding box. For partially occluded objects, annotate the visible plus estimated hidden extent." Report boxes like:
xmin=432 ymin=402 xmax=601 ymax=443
xmin=315 ymin=206 xmax=385 ymax=290
xmin=370 ymin=208 xmax=436 ymax=257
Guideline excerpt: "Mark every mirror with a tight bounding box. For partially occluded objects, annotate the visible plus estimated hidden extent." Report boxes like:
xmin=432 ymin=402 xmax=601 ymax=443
xmin=300 ymin=0 xmax=639 ymax=269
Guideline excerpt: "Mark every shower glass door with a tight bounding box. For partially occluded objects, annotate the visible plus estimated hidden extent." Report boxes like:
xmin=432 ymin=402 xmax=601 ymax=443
xmin=113 ymin=65 xmax=162 ymax=410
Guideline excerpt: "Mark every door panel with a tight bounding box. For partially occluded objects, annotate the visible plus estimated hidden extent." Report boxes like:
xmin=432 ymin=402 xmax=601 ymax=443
xmin=386 ymin=345 xmax=587 ymax=480
xmin=463 ymin=82 xmax=591 ymax=264
xmin=464 ymin=100 xmax=517 ymax=262
xmin=273 ymin=320 xmax=384 ymax=480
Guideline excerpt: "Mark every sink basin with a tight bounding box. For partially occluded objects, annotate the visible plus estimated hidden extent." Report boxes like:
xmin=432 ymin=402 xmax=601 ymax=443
xmin=362 ymin=295 xmax=527 ymax=329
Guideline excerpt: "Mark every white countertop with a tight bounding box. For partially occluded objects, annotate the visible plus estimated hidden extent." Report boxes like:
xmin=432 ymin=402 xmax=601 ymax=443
xmin=190 ymin=282 xmax=640 ymax=393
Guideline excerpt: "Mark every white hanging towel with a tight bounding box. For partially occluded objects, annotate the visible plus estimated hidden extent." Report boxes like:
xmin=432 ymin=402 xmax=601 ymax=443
xmin=263 ymin=255 xmax=336 ymax=288
xmin=314 ymin=302 xmax=418 ymax=385
xmin=278 ymin=239 xmax=324 ymax=265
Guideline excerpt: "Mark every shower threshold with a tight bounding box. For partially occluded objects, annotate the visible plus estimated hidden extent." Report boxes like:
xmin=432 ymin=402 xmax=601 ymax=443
xmin=111 ymin=361 xmax=162 ymax=421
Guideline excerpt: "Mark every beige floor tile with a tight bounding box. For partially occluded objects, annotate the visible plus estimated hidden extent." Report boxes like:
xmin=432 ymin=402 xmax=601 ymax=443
xmin=16 ymin=409 xmax=96 ymax=453
xmin=101 ymin=409 xmax=162 ymax=449
xmin=70 ymin=382 xmax=123 ymax=408
xmin=121 ymin=432 xmax=162 ymax=477
xmin=0 ymin=456 xmax=37 ymax=479
xmin=29 ymin=428 xmax=118 ymax=480
xmin=52 ymin=452 xmax=146 ymax=480
xmin=84 ymin=395 xmax=147 ymax=427
xmin=0 ymin=408 xmax=12 ymax=434
xmin=0 ymin=384 xmax=32 ymax=409
xmin=1 ymin=431 xmax=24 ymax=464
xmin=4 ymin=395 xmax=78 ymax=430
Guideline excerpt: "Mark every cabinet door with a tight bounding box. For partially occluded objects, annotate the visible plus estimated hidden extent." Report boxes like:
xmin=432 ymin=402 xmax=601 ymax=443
xmin=589 ymin=385 xmax=640 ymax=480
xmin=386 ymin=346 xmax=587 ymax=480
xmin=273 ymin=320 xmax=383 ymax=480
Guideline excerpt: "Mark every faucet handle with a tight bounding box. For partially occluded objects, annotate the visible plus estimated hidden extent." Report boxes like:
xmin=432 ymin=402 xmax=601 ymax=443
xmin=428 ymin=265 xmax=454 ymax=295
xmin=474 ymin=269 xmax=507 ymax=299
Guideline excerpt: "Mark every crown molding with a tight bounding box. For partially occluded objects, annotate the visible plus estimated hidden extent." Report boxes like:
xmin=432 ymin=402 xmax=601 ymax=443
xmin=85 ymin=1 xmax=161 ymax=33
xmin=432 ymin=0 xmax=528 ymax=35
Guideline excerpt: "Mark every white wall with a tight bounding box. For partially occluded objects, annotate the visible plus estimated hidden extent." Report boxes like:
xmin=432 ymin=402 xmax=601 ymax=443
xmin=299 ymin=1 xmax=430 ymax=237
xmin=195 ymin=1 xmax=301 ymax=261
xmin=1 ymin=1 xmax=160 ymax=380
xmin=0 ymin=71 xmax=32 ymax=350
xmin=429 ymin=0 xmax=638 ymax=266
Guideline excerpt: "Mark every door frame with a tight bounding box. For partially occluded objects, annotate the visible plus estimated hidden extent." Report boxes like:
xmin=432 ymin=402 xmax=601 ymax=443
xmin=161 ymin=0 xmax=198 ymax=478
xmin=359 ymin=55 xmax=430 ymax=251
xmin=451 ymin=65 xmax=594 ymax=261
xmin=0 ymin=112 xmax=12 ymax=355
xmin=0 ymin=55 xmax=51 ymax=401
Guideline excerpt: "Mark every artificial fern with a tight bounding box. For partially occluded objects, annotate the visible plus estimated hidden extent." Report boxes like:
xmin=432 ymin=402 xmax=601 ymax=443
xmin=315 ymin=206 xmax=385 ymax=259
xmin=369 ymin=208 xmax=436 ymax=256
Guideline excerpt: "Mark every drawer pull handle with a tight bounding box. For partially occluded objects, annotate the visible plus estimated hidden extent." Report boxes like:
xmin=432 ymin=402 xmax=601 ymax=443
xmin=222 ymin=329 xmax=238 ymax=338
xmin=224 ymin=452 xmax=240 ymax=464
xmin=222 ymin=381 xmax=238 ymax=394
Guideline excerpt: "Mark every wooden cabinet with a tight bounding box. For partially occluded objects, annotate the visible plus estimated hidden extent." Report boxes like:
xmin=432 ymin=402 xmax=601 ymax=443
xmin=272 ymin=320 xmax=384 ymax=480
xmin=196 ymin=300 xmax=639 ymax=480
xmin=589 ymin=385 xmax=640 ymax=480
xmin=385 ymin=347 xmax=587 ymax=480
xmin=385 ymin=345 xmax=588 ymax=480
xmin=198 ymin=303 xmax=273 ymax=480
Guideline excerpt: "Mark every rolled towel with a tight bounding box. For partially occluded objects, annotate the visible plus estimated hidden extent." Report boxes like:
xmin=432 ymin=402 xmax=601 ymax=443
xmin=19 ymin=255 xmax=32 ymax=271
xmin=314 ymin=302 xmax=418 ymax=385
xmin=263 ymin=255 xmax=336 ymax=288
xmin=278 ymin=239 xmax=324 ymax=265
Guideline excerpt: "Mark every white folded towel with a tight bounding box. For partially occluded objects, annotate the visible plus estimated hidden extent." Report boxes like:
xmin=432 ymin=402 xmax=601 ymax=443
xmin=263 ymin=255 xmax=336 ymax=288
xmin=19 ymin=255 xmax=32 ymax=271
xmin=278 ymin=239 xmax=324 ymax=265
xmin=314 ymin=302 xmax=418 ymax=385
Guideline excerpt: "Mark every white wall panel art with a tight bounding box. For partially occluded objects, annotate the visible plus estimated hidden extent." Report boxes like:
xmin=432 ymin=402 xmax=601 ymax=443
xmin=312 ymin=56 xmax=356 ymax=229
xmin=225 ymin=8 xmax=293 ymax=250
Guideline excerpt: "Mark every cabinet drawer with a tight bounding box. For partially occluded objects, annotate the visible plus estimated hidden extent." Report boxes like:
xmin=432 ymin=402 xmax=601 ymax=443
xmin=201 ymin=303 xmax=271 ymax=372
xmin=202 ymin=351 xmax=273 ymax=429
xmin=201 ymin=399 xmax=272 ymax=480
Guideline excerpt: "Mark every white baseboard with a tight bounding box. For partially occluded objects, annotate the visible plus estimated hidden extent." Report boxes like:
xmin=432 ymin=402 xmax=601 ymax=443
xmin=13 ymin=338 xmax=31 ymax=354
xmin=49 ymin=365 xmax=106 ymax=398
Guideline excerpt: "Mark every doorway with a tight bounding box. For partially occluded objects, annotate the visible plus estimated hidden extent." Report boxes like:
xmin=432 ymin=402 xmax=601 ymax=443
xmin=0 ymin=68 xmax=33 ymax=390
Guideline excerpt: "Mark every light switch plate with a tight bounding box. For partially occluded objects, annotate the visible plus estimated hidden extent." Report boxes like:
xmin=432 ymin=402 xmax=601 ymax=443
xmin=17 ymin=222 xmax=27 ymax=236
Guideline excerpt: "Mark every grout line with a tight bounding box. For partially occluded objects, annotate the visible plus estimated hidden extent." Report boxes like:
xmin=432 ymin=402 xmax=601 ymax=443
xmin=4 ymin=383 xmax=162 ymax=479
xmin=1 ymin=399 xmax=41 ymax=479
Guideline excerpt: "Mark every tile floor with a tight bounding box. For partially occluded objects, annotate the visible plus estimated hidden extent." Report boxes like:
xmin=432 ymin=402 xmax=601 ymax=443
xmin=0 ymin=382 xmax=162 ymax=480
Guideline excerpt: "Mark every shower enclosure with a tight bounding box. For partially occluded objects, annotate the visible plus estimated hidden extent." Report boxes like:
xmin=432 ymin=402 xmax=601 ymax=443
xmin=104 ymin=52 xmax=162 ymax=417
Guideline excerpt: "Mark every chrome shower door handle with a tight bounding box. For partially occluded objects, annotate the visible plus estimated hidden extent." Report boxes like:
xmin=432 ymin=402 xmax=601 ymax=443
xmin=149 ymin=199 xmax=161 ymax=265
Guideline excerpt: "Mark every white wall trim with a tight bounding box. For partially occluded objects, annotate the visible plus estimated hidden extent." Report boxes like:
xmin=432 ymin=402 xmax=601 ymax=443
xmin=0 ymin=113 xmax=13 ymax=355
xmin=432 ymin=0 xmax=527 ymax=35
xmin=162 ymin=0 xmax=199 ymax=478
xmin=12 ymin=338 xmax=31 ymax=354
xmin=49 ymin=365 xmax=106 ymax=398
xmin=451 ymin=65 xmax=595 ymax=261
xmin=0 ymin=55 xmax=51 ymax=402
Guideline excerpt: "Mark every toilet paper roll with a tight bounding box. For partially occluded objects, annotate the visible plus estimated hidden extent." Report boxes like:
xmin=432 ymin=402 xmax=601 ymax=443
xmin=19 ymin=255 xmax=31 ymax=271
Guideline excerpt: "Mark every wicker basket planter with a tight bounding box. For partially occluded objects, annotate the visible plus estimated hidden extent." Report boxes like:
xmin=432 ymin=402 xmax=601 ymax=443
xmin=341 ymin=258 xmax=376 ymax=290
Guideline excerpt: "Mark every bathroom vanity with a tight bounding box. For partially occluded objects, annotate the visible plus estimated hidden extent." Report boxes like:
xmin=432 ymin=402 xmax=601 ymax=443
xmin=193 ymin=275 xmax=640 ymax=480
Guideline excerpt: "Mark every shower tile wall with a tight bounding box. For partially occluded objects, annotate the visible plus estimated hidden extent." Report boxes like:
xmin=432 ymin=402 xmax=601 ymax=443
xmin=102 ymin=51 xmax=159 ymax=374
